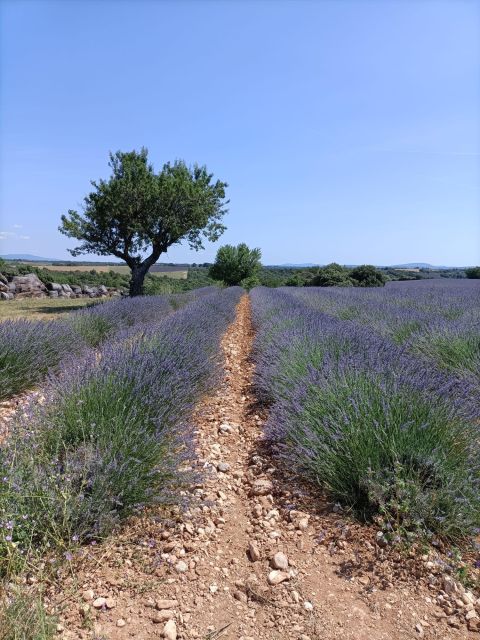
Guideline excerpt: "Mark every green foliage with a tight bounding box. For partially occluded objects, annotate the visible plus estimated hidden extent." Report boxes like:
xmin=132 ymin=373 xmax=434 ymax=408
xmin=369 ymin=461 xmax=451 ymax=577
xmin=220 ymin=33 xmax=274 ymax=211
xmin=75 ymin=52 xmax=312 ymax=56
xmin=412 ymin=331 xmax=480 ymax=379
xmin=240 ymin=275 xmax=261 ymax=290
xmin=465 ymin=266 xmax=480 ymax=279
xmin=209 ymin=243 xmax=262 ymax=286
xmin=350 ymin=264 xmax=387 ymax=287
xmin=0 ymin=591 xmax=56 ymax=640
xmin=285 ymin=371 xmax=480 ymax=541
xmin=59 ymin=148 xmax=228 ymax=295
xmin=308 ymin=263 xmax=354 ymax=287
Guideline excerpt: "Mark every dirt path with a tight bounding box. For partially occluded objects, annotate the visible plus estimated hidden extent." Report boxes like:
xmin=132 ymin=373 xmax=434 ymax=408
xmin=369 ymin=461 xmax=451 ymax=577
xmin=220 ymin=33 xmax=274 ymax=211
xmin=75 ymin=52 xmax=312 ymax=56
xmin=50 ymin=295 xmax=476 ymax=639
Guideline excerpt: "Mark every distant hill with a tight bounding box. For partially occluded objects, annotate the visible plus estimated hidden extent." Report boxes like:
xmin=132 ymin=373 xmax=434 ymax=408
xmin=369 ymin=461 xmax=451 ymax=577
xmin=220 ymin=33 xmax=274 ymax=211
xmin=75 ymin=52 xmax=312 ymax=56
xmin=277 ymin=263 xmax=317 ymax=267
xmin=389 ymin=263 xmax=463 ymax=270
xmin=1 ymin=253 xmax=58 ymax=261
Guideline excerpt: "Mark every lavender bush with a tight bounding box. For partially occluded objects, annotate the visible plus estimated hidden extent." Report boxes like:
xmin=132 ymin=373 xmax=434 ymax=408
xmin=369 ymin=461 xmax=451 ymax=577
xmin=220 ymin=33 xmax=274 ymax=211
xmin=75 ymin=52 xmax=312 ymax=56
xmin=0 ymin=320 xmax=83 ymax=401
xmin=251 ymin=286 xmax=480 ymax=542
xmin=67 ymin=292 xmax=174 ymax=347
xmin=284 ymin=280 xmax=480 ymax=382
xmin=0 ymin=288 xmax=242 ymax=569
xmin=0 ymin=290 xmax=209 ymax=401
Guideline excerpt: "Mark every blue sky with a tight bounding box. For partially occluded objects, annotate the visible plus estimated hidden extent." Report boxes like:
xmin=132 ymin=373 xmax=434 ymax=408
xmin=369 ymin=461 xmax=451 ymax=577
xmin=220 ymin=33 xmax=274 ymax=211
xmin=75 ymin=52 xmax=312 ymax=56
xmin=0 ymin=0 xmax=479 ymax=266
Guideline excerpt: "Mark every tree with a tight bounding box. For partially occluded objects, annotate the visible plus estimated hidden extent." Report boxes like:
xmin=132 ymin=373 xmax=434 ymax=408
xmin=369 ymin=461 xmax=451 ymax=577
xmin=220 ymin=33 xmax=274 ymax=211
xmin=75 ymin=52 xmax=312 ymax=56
xmin=209 ymin=243 xmax=262 ymax=286
xmin=59 ymin=148 xmax=228 ymax=296
xmin=350 ymin=264 xmax=387 ymax=287
xmin=308 ymin=263 xmax=353 ymax=287
xmin=465 ymin=266 xmax=480 ymax=279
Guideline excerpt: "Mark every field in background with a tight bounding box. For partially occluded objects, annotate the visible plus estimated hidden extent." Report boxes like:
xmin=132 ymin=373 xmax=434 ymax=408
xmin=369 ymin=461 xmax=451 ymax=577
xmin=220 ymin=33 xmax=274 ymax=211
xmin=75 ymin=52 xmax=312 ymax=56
xmin=0 ymin=297 xmax=97 ymax=321
xmin=16 ymin=262 xmax=189 ymax=279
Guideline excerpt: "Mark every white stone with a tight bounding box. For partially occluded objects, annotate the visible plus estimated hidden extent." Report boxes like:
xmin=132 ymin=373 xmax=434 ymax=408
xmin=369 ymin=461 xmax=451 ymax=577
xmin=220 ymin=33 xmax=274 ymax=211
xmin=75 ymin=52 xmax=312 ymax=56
xmin=163 ymin=619 xmax=177 ymax=640
xmin=267 ymin=570 xmax=289 ymax=585
xmin=271 ymin=552 xmax=288 ymax=570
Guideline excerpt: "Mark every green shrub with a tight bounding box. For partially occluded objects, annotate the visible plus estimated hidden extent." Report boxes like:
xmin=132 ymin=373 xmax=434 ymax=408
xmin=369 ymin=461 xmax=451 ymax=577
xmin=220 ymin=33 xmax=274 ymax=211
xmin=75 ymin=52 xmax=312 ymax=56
xmin=350 ymin=264 xmax=387 ymax=287
xmin=308 ymin=263 xmax=354 ymax=287
xmin=465 ymin=266 xmax=480 ymax=279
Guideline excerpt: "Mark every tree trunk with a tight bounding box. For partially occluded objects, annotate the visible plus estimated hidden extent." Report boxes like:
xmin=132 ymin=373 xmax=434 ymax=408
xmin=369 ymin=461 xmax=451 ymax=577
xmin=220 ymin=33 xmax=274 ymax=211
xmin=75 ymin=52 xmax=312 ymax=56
xmin=129 ymin=265 xmax=147 ymax=297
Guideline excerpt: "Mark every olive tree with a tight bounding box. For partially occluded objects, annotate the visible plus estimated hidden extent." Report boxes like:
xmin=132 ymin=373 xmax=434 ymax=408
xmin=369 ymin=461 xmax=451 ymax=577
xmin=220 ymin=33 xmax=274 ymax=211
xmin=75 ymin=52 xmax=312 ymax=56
xmin=59 ymin=148 xmax=228 ymax=296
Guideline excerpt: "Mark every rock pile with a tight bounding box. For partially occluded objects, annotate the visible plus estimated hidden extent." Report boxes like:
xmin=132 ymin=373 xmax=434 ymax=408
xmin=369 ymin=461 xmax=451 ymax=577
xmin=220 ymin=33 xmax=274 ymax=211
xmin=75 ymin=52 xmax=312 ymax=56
xmin=0 ymin=272 xmax=124 ymax=300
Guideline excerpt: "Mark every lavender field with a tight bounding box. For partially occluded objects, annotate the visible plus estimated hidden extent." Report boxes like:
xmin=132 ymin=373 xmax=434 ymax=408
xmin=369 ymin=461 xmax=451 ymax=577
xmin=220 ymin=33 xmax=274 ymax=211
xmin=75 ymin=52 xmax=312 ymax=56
xmin=0 ymin=287 xmax=241 ymax=574
xmin=251 ymin=280 xmax=480 ymax=542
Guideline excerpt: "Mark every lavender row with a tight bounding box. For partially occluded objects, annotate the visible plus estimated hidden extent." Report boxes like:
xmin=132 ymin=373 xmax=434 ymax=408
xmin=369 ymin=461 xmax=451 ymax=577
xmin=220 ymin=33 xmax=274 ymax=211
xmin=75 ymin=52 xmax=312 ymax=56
xmin=283 ymin=280 xmax=480 ymax=382
xmin=0 ymin=287 xmax=242 ymax=568
xmin=250 ymin=286 xmax=480 ymax=542
xmin=0 ymin=287 xmax=216 ymax=402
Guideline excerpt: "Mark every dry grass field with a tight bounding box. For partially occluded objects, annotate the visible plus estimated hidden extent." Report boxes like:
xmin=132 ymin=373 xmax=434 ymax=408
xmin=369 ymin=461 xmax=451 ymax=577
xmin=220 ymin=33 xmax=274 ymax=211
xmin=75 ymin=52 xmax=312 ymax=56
xmin=0 ymin=297 xmax=99 ymax=321
xmin=19 ymin=263 xmax=189 ymax=279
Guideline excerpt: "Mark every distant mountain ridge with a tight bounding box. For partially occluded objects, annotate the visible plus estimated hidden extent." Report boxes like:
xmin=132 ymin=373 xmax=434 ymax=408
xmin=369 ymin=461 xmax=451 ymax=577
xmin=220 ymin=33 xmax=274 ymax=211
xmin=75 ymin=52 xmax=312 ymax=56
xmin=1 ymin=253 xmax=57 ymax=261
xmin=389 ymin=263 xmax=464 ymax=270
xmin=1 ymin=255 xmax=468 ymax=270
xmin=278 ymin=262 xmax=465 ymax=270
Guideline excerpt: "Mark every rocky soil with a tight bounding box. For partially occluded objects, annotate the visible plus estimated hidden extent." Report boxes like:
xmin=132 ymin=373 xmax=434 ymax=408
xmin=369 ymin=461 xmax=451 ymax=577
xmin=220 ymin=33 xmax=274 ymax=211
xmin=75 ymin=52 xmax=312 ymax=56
xmin=12 ymin=295 xmax=479 ymax=638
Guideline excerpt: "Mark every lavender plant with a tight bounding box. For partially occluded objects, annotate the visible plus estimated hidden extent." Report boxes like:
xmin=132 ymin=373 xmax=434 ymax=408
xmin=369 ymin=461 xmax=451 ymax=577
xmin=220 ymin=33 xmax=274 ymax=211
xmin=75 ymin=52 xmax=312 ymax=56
xmin=0 ymin=290 xmax=205 ymax=401
xmin=67 ymin=293 xmax=174 ymax=347
xmin=0 ymin=288 xmax=242 ymax=569
xmin=251 ymin=286 xmax=480 ymax=542
xmin=284 ymin=280 xmax=480 ymax=381
xmin=0 ymin=320 xmax=82 ymax=401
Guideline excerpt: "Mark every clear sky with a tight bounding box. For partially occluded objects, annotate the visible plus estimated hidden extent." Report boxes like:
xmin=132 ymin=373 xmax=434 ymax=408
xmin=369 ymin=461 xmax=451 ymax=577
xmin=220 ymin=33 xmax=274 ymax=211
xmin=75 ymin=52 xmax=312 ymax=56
xmin=0 ymin=0 xmax=479 ymax=266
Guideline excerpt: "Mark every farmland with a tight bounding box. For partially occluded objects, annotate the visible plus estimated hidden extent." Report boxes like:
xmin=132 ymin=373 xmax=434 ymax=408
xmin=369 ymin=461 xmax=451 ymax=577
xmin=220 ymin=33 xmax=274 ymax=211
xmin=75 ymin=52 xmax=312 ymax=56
xmin=12 ymin=262 xmax=189 ymax=279
xmin=0 ymin=280 xmax=479 ymax=639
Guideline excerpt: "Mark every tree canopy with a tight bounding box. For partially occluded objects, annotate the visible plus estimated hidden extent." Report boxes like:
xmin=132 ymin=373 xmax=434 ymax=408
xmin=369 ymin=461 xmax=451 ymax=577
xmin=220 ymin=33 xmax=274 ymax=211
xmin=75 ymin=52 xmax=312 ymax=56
xmin=465 ymin=266 xmax=480 ymax=279
xmin=350 ymin=264 xmax=387 ymax=287
xmin=59 ymin=148 xmax=228 ymax=295
xmin=308 ymin=263 xmax=353 ymax=287
xmin=209 ymin=243 xmax=262 ymax=287
xmin=308 ymin=263 xmax=387 ymax=287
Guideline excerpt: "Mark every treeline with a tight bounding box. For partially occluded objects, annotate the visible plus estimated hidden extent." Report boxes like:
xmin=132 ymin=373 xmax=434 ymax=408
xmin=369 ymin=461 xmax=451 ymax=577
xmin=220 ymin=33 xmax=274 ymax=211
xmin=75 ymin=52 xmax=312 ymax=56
xmin=0 ymin=260 xmax=217 ymax=294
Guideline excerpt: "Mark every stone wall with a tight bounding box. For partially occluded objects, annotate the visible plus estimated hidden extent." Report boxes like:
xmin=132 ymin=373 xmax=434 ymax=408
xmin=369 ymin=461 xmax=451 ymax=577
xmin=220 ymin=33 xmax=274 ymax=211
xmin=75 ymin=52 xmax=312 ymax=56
xmin=0 ymin=272 xmax=125 ymax=301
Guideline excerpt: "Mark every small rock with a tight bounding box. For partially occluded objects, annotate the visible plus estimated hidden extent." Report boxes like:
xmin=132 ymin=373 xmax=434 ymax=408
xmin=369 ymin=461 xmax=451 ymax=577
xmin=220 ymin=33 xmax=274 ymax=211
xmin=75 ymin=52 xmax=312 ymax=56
xmin=267 ymin=570 xmax=289 ymax=585
xmin=466 ymin=610 xmax=478 ymax=621
xmin=217 ymin=462 xmax=230 ymax=473
xmin=297 ymin=518 xmax=309 ymax=531
xmin=447 ymin=617 xmax=460 ymax=629
xmin=105 ymin=597 xmax=116 ymax=609
xmin=117 ymin=619 xmax=126 ymax=627
xmin=415 ymin=623 xmax=424 ymax=638
xmin=443 ymin=576 xmax=456 ymax=594
xmin=359 ymin=576 xmax=370 ymax=586
xmin=92 ymin=597 xmax=106 ymax=609
xmin=56 ymin=624 xmax=64 ymax=633
xmin=304 ymin=601 xmax=313 ymax=611
xmin=175 ymin=560 xmax=188 ymax=573
xmin=82 ymin=589 xmax=94 ymax=602
xmin=251 ymin=479 xmax=273 ymax=496
xmin=153 ymin=610 xmax=174 ymax=623
xmin=271 ymin=552 xmax=288 ymax=571
xmin=248 ymin=541 xmax=261 ymax=562
xmin=234 ymin=590 xmax=248 ymax=603
xmin=163 ymin=619 xmax=177 ymax=640
xmin=156 ymin=599 xmax=179 ymax=610
xmin=468 ymin=619 xmax=480 ymax=632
